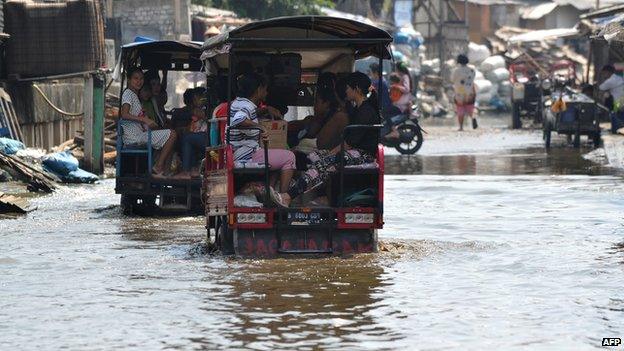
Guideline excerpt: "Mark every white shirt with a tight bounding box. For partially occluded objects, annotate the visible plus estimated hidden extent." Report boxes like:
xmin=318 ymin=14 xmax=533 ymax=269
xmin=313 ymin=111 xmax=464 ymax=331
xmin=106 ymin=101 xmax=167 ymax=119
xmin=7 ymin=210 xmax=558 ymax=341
xmin=121 ymin=89 xmax=142 ymax=116
xmin=599 ymin=74 xmax=624 ymax=101
xmin=451 ymin=65 xmax=476 ymax=103
xmin=228 ymin=97 xmax=260 ymax=161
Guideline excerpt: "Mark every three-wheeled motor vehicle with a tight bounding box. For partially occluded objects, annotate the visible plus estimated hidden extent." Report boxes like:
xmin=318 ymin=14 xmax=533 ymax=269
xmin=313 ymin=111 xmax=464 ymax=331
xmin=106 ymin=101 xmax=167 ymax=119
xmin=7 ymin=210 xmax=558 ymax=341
xmin=201 ymin=16 xmax=391 ymax=257
xmin=510 ymin=59 xmax=577 ymax=129
xmin=115 ymin=40 xmax=205 ymax=215
xmin=543 ymin=86 xmax=608 ymax=148
xmin=510 ymin=61 xmax=548 ymax=129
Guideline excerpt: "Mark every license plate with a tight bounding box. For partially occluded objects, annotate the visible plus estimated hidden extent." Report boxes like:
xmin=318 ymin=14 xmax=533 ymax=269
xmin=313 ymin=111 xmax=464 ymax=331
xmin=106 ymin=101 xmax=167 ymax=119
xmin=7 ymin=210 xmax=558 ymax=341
xmin=287 ymin=211 xmax=322 ymax=226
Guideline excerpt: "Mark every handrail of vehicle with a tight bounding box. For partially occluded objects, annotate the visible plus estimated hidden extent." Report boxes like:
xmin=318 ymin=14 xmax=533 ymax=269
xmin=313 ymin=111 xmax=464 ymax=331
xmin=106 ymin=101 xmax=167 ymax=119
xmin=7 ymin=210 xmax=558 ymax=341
xmin=226 ymin=126 xmax=271 ymax=207
xmin=116 ymin=119 xmax=152 ymax=178
xmin=338 ymin=124 xmax=383 ymax=207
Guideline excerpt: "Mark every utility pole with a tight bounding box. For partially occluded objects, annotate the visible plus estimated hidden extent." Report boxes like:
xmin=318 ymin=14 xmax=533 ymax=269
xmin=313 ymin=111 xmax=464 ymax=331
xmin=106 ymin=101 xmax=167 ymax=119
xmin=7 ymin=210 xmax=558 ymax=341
xmin=82 ymin=71 xmax=105 ymax=174
xmin=596 ymin=0 xmax=600 ymax=9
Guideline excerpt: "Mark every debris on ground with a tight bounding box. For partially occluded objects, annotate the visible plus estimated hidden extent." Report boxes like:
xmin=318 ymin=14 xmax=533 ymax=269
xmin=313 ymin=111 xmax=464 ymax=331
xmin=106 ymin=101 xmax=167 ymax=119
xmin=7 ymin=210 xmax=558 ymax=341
xmin=0 ymin=137 xmax=25 ymax=155
xmin=0 ymin=151 xmax=57 ymax=192
xmin=0 ymin=192 xmax=36 ymax=214
xmin=52 ymin=91 xmax=119 ymax=166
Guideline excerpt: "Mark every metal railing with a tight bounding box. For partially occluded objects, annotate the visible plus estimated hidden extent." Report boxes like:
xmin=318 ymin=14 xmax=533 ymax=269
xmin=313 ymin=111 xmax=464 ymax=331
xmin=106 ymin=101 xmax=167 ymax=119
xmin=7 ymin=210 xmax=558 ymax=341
xmin=339 ymin=124 xmax=383 ymax=207
xmin=227 ymin=126 xmax=271 ymax=207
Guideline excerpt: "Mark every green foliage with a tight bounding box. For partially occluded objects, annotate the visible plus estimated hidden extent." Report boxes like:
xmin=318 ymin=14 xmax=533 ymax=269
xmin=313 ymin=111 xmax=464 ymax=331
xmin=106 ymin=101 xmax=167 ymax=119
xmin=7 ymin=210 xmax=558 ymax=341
xmin=191 ymin=0 xmax=334 ymax=20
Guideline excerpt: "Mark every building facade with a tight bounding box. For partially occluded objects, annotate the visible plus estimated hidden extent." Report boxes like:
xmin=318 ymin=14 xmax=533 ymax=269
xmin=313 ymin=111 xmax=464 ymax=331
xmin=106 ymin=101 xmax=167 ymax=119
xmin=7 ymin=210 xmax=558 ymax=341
xmin=106 ymin=0 xmax=191 ymax=45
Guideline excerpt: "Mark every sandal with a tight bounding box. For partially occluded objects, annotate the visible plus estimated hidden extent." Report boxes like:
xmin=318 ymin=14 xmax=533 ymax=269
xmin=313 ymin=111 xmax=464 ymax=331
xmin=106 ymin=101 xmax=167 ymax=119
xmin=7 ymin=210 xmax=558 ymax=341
xmin=152 ymin=166 xmax=170 ymax=178
xmin=268 ymin=187 xmax=289 ymax=208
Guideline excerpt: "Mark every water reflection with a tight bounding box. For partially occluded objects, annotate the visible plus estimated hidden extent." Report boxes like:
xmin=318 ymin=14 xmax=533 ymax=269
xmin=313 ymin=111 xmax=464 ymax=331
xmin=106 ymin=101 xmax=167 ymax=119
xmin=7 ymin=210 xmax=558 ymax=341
xmin=214 ymin=257 xmax=400 ymax=350
xmin=385 ymin=147 xmax=614 ymax=176
xmin=2 ymin=138 xmax=624 ymax=349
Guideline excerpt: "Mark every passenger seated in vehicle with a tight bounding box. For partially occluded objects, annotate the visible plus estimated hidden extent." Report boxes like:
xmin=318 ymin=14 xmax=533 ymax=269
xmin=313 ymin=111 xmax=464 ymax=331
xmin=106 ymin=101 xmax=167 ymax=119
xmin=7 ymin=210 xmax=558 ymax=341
xmin=335 ymin=76 xmax=352 ymax=116
xmin=170 ymin=89 xmax=194 ymax=133
xmin=177 ymin=88 xmax=209 ymax=178
xmin=289 ymin=72 xmax=348 ymax=150
xmin=120 ymin=67 xmax=177 ymax=177
xmin=145 ymin=69 xmax=168 ymax=119
xmin=273 ymin=72 xmax=379 ymax=207
xmin=311 ymin=81 xmax=349 ymax=150
xmin=230 ymin=73 xmax=296 ymax=193
xmin=139 ymin=84 xmax=159 ymax=125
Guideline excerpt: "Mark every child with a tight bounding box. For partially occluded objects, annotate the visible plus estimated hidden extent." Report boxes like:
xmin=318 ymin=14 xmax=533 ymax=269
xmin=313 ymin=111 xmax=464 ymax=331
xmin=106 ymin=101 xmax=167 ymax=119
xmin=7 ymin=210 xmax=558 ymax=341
xmin=229 ymin=73 xmax=296 ymax=194
xmin=389 ymin=73 xmax=402 ymax=103
xmin=139 ymin=84 xmax=157 ymax=126
xmin=177 ymin=88 xmax=209 ymax=178
xmin=189 ymin=87 xmax=208 ymax=134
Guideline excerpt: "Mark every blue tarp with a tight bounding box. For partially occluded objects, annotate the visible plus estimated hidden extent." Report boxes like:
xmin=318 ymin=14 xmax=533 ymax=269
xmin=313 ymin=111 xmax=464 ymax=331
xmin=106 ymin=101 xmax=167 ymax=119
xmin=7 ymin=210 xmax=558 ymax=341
xmin=42 ymin=150 xmax=78 ymax=174
xmin=42 ymin=151 xmax=98 ymax=184
xmin=394 ymin=30 xmax=424 ymax=48
xmin=63 ymin=168 xmax=99 ymax=184
xmin=0 ymin=137 xmax=25 ymax=155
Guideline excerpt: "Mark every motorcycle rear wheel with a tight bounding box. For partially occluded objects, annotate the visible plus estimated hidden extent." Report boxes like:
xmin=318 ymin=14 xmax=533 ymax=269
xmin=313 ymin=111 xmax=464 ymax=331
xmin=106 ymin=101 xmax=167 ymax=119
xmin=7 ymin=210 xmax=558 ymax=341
xmin=395 ymin=124 xmax=423 ymax=155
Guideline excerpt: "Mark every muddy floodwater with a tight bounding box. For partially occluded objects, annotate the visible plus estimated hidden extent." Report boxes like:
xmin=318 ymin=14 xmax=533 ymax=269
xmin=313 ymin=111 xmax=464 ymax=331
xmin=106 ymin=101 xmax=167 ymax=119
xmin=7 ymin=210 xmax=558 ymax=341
xmin=2 ymin=123 xmax=624 ymax=350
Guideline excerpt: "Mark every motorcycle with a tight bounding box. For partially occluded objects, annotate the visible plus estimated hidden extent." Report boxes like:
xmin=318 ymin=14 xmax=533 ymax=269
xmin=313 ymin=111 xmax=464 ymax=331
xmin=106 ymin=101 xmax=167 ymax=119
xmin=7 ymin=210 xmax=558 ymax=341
xmin=380 ymin=105 xmax=425 ymax=155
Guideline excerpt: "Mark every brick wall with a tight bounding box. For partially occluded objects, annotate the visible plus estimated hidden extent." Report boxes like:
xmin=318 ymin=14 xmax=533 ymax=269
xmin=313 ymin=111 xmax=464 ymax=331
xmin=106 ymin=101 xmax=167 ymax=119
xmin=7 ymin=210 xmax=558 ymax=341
xmin=109 ymin=0 xmax=190 ymax=45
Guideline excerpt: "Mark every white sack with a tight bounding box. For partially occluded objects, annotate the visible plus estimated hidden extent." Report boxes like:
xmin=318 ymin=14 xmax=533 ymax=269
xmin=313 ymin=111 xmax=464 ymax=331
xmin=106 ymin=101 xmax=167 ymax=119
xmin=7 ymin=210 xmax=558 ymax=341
xmin=467 ymin=42 xmax=491 ymax=65
xmin=474 ymin=79 xmax=493 ymax=94
xmin=498 ymin=81 xmax=513 ymax=96
xmin=480 ymin=55 xmax=506 ymax=73
xmin=477 ymin=92 xmax=493 ymax=104
xmin=486 ymin=67 xmax=511 ymax=82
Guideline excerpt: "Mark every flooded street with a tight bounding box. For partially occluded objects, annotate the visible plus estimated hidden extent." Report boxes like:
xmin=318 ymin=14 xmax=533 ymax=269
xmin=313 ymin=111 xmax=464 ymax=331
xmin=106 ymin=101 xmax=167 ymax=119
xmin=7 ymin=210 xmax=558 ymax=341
xmin=2 ymin=116 xmax=624 ymax=350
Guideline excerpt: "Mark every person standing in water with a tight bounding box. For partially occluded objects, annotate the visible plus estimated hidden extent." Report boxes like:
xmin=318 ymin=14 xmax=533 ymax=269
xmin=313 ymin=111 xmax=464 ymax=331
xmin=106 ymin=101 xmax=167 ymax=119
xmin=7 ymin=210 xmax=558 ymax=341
xmin=451 ymin=54 xmax=478 ymax=131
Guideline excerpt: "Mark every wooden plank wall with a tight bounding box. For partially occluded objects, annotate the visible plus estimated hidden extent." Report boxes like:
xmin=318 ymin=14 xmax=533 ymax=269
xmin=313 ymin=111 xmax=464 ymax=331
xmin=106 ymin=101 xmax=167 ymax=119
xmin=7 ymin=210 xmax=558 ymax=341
xmin=7 ymin=79 xmax=84 ymax=151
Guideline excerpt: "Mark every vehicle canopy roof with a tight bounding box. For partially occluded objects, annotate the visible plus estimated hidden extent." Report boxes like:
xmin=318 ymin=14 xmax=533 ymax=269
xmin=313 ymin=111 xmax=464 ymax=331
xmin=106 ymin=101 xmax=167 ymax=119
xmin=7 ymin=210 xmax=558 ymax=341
xmin=121 ymin=40 xmax=204 ymax=72
xmin=201 ymin=16 xmax=393 ymax=72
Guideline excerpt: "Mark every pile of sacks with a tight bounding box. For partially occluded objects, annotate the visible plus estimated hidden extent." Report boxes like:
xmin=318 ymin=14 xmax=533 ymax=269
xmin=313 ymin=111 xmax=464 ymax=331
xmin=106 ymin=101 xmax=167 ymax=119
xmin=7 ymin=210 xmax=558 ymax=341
xmin=467 ymin=43 xmax=512 ymax=110
xmin=421 ymin=58 xmax=440 ymax=75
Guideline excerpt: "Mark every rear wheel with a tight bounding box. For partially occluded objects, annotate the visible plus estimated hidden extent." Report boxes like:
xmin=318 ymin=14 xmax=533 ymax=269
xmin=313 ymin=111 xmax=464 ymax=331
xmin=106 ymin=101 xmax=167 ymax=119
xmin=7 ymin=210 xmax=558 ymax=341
xmin=512 ymin=103 xmax=521 ymax=129
xmin=216 ymin=216 xmax=234 ymax=255
xmin=120 ymin=195 xmax=136 ymax=215
xmin=121 ymin=195 xmax=157 ymax=216
xmin=534 ymin=104 xmax=543 ymax=124
xmin=593 ymin=131 xmax=601 ymax=148
xmin=544 ymin=122 xmax=552 ymax=149
xmin=394 ymin=124 xmax=423 ymax=155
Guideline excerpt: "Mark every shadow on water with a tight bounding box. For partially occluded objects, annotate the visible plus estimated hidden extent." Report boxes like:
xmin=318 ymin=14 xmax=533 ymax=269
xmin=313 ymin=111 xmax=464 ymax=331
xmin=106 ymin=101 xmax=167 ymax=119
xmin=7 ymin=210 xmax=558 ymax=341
xmin=385 ymin=146 xmax=617 ymax=176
